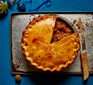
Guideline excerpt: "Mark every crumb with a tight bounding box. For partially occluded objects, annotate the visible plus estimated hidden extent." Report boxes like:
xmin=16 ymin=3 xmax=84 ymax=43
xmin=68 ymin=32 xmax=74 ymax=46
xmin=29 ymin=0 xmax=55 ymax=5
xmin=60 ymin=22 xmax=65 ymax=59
xmin=73 ymin=19 xmax=77 ymax=24
xmin=74 ymin=18 xmax=83 ymax=33
xmin=15 ymin=74 xmax=21 ymax=82
xmin=76 ymin=18 xmax=83 ymax=29
xmin=86 ymin=22 xmax=89 ymax=26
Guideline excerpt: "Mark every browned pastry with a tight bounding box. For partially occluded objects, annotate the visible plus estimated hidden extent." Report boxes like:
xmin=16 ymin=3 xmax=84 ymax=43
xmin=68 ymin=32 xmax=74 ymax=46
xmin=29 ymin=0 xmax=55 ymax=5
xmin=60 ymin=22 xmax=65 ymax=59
xmin=22 ymin=14 xmax=80 ymax=71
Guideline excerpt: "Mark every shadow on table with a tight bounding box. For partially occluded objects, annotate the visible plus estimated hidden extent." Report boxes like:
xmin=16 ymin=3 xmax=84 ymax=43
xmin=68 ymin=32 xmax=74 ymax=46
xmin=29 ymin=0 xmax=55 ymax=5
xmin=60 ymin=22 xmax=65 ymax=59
xmin=0 ymin=13 xmax=8 ymax=20
xmin=28 ymin=73 xmax=83 ymax=85
xmin=14 ymin=73 xmax=90 ymax=85
xmin=30 ymin=73 xmax=68 ymax=85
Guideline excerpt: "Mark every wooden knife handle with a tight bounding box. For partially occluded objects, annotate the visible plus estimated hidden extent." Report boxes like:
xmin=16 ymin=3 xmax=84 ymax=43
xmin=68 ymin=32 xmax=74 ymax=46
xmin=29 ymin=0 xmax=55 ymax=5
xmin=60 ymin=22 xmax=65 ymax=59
xmin=81 ymin=51 xmax=89 ymax=80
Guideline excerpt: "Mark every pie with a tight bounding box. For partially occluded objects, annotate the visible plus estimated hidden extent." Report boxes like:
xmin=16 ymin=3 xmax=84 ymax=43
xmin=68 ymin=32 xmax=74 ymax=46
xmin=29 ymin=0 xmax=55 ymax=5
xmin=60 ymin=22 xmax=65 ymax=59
xmin=22 ymin=14 xmax=80 ymax=71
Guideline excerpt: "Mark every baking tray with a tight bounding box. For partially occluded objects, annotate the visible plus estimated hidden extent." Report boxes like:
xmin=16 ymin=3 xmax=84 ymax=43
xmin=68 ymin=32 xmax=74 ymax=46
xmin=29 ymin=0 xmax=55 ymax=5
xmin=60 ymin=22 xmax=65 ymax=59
xmin=11 ymin=12 xmax=93 ymax=75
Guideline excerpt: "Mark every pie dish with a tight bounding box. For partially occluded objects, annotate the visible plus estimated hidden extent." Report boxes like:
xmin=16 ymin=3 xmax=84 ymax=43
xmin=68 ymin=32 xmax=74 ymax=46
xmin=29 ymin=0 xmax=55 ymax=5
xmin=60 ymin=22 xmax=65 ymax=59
xmin=22 ymin=14 xmax=80 ymax=71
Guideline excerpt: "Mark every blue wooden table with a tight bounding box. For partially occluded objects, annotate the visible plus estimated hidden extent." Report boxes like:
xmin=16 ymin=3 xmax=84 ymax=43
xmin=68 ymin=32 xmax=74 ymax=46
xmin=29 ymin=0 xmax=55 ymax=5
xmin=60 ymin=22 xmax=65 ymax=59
xmin=0 ymin=0 xmax=93 ymax=85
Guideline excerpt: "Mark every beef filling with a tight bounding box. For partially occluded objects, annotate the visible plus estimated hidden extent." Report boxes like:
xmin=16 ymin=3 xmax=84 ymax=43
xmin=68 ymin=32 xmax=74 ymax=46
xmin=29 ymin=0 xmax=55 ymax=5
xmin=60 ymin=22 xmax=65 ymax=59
xmin=51 ymin=18 xmax=73 ymax=43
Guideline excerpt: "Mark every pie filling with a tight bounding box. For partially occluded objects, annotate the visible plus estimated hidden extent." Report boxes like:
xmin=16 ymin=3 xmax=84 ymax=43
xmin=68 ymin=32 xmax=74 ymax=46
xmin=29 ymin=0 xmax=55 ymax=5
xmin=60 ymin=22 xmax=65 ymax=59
xmin=22 ymin=14 xmax=80 ymax=71
xmin=51 ymin=17 xmax=73 ymax=43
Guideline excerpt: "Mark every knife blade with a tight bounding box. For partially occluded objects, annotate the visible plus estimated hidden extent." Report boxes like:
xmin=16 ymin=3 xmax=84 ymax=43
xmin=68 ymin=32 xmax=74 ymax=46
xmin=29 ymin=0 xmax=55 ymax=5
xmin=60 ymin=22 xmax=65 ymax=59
xmin=79 ymin=32 xmax=89 ymax=80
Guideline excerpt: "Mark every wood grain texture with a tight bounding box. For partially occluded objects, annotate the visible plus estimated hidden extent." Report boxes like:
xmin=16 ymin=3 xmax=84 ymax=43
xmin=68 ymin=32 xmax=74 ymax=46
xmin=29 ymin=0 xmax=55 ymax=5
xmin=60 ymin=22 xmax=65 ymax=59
xmin=81 ymin=51 xmax=89 ymax=80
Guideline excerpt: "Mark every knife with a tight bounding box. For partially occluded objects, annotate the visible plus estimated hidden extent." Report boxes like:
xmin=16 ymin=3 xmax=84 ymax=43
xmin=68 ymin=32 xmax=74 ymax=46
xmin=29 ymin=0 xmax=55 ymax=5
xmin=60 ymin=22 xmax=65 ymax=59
xmin=79 ymin=32 xmax=89 ymax=80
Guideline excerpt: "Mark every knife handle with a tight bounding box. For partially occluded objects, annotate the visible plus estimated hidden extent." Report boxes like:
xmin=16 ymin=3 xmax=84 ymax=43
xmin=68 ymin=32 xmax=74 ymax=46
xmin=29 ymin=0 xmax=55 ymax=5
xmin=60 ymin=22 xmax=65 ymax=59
xmin=81 ymin=51 xmax=89 ymax=80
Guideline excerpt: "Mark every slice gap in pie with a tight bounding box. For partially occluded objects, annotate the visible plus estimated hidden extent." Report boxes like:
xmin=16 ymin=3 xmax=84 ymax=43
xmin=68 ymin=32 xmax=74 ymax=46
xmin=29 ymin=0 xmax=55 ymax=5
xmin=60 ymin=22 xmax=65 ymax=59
xmin=22 ymin=14 xmax=80 ymax=72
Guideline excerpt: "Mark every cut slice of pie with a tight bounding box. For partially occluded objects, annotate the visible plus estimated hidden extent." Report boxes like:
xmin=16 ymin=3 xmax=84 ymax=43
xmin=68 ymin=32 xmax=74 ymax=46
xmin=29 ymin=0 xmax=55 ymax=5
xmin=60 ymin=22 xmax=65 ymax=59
xmin=22 ymin=14 xmax=80 ymax=71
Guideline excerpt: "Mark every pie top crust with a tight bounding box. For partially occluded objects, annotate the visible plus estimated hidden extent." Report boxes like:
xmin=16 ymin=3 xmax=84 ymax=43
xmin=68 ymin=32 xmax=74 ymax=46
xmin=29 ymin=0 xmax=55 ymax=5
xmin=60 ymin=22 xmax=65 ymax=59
xmin=22 ymin=14 xmax=80 ymax=71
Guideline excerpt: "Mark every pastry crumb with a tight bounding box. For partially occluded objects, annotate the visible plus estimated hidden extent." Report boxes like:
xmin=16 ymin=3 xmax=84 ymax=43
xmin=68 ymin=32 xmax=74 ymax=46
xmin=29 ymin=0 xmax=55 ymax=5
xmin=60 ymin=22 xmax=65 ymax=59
xmin=15 ymin=74 xmax=21 ymax=82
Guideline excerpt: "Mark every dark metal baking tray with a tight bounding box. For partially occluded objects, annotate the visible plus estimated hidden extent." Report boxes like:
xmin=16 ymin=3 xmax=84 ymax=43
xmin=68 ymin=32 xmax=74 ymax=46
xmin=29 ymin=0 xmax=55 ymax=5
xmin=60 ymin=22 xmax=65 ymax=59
xmin=11 ymin=12 xmax=93 ymax=75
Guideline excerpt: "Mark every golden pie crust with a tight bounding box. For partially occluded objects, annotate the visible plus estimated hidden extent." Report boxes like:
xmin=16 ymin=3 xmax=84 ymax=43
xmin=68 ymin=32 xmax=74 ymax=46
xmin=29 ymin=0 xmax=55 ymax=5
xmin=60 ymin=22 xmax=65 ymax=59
xmin=22 ymin=14 xmax=80 ymax=71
